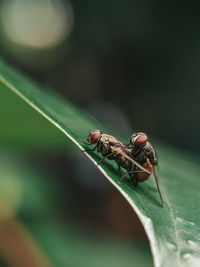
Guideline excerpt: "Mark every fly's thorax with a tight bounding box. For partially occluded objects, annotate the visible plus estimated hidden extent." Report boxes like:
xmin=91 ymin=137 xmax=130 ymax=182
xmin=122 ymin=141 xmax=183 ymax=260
xmin=100 ymin=134 xmax=120 ymax=145
xmin=99 ymin=141 xmax=112 ymax=156
xmin=144 ymin=142 xmax=157 ymax=165
xmin=99 ymin=134 xmax=124 ymax=155
xmin=98 ymin=137 xmax=114 ymax=156
xmin=131 ymin=142 xmax=157 ymax=165
xmin=131 ymin=145 xmax=146 ymax=164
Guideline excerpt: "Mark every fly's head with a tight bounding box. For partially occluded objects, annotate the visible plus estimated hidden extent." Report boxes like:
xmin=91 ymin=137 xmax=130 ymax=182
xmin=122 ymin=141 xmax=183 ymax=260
xmin=130 ymin=132 xmax=148 ymax=146
xmin=87 ymin=130 xmax=101 ymax=144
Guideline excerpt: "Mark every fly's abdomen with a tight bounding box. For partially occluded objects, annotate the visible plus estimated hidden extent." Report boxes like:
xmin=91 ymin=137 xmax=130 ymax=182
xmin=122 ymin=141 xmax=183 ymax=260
xmin=135 ymin=160 xmax=151 ymax=182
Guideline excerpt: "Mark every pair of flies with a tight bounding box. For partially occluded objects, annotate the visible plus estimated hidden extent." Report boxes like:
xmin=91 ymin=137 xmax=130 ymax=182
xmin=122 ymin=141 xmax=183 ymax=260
xmin=83 ymin=130 xmax=163 ymax=206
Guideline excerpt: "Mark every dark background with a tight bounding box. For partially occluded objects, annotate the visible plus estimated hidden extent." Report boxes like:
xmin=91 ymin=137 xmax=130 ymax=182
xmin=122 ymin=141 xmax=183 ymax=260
xmin=0 ymin=0 xmax=199 ymax=266
xmin=1 ymin=0 xmax=200 ymax=152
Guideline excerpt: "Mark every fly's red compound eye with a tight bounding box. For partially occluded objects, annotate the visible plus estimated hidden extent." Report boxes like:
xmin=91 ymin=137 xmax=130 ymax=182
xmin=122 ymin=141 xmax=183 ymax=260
xmin=87 ymin=130 xmax=101 ymax=144
xmin=131 ymin=132 xmax=148 ymax=145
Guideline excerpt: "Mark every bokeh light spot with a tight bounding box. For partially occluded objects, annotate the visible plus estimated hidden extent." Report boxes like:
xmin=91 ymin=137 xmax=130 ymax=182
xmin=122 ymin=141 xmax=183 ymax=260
xmin=0 ymin=0 xmax=74 ymax=49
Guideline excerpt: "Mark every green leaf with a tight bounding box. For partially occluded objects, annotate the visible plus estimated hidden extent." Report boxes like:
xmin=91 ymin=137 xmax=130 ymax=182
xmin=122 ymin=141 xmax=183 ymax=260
xmin=1 ymin=58 xmax=200 ymax=267
xmin=0 ymin=77 xmax=69 ymax=149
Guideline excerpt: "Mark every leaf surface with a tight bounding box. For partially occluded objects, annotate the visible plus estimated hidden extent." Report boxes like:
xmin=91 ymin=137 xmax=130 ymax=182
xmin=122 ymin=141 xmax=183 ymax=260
xmin=1 ymin=59 xmax=200 ymax=267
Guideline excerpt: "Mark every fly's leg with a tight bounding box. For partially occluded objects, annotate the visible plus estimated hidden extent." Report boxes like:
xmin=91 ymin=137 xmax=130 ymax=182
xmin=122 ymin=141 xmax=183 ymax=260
xmin=118 ymin=165 xmax=126 ymax=183
xmin=81 ymin=139 xmax=91 ymax=145
xmin=81 ymin=143 xmax=98 ymax=153
xmin=128 ymin=166 xmax=139 ymax=187
xmin=118 ymin=164 xmax=122 ymax=177
xmin=132 ymin=177 xmax=138 ymax=187
xmin=118 ymin=170 xmax=141 ymax=184
xmin=96 ymin=152 xmax=115 ymax=166
xmin=129 ymin=173 xmax=138 ymax=187
xmin=130 ymin=167 xmax=137 ymax=186
xmin=118 ymin=173 xmax=126 ymax=183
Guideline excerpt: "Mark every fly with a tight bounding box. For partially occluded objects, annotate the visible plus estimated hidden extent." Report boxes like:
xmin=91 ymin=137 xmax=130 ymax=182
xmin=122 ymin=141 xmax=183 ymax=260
xmin=127 ymin=132 xmax=163 ymax=206
xmin=82 ymin=130 xmax=150 ymax=183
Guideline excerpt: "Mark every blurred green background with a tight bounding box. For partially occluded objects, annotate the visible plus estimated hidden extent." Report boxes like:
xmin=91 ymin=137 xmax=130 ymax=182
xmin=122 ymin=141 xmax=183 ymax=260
xmin=0 ymin=0 xmax=199 ymax=266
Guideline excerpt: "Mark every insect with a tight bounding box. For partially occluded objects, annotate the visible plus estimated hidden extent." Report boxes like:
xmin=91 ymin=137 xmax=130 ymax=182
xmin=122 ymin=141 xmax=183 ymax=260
xmin=127 ymin=132 xmax=163 ymax=206
xmin=83 ymin=130 xmax=150 ymax=184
